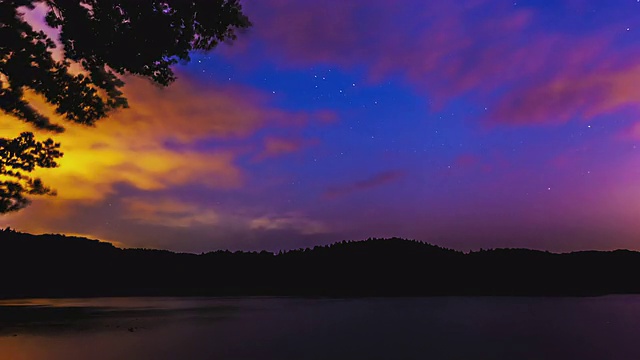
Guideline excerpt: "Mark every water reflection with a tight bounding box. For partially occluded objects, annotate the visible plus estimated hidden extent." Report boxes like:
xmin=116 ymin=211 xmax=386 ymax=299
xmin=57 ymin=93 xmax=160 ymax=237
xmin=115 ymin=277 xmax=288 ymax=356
xmin=1 ymin=296 xmax=640 ymax=360
xmin=0 ymin=297 xmax=239 ymax=336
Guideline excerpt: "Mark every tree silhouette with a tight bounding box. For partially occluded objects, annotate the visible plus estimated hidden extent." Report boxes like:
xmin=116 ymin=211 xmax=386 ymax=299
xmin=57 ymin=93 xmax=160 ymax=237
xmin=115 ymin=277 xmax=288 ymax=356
xmin=0 ymin=133 xmax=62 ymax=212
xmin=1 ymin=233 xmax=638 ymax=298
xmin=0 ymin=0 xmax=250 ymax=212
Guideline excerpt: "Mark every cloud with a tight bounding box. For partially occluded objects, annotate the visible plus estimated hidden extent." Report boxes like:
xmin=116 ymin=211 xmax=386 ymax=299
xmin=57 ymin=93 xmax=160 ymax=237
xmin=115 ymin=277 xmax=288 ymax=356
xmin=620 ymin=121 xmax=640 ymax=140
xmin=238 ymin=0 xmax=633 ymax=124
xmin=454 ymin=154 xmax=480 ymax=168
xmin=7 ymin=5 xmax=341 ymax=204
xmin=122 ymin=197 xmax=219 ymax=228
xmin=0 ymin=74 xmax=336 ymax=202
xmin=0 ymin=66 xmax=340 ymax=249
xmin=489 ymin=64 xmax=640 ymax=125
xmin=324 ymin=170 xmax=406 ymax=199
xmin=2 ymin=7 xmax=348 ymax=250
xmin=249 ymin=214 xmax=329 ymax=235
xmin=243 ymin=1 xmax=541 ymax=91
xmin=0 ymin=79 xmax=239 ymax=201
xmin=255 ymin=136 xmax=318 ymax=160
xmin=261 ymin=137 xmax=303 ymax=158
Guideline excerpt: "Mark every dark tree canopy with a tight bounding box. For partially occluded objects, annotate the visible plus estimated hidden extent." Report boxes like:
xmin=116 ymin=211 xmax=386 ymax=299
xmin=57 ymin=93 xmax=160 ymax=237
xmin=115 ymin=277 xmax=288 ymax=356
xmin=0 ymin=0 xmax=250 ymax=212
xmin=2 ymin=233 xmax=640 ymax=298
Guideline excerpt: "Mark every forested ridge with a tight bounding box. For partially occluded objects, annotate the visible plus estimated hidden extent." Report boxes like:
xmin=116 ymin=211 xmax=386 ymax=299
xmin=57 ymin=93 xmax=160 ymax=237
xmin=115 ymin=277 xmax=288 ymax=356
xmin=2 ymin=229 xmax=638 ymax=298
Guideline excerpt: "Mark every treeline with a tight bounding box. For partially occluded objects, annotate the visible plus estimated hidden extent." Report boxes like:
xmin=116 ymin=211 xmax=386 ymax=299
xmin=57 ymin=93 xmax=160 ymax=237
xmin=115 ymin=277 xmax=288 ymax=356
xmin=1 ymin=229 xmax=639 ymax=298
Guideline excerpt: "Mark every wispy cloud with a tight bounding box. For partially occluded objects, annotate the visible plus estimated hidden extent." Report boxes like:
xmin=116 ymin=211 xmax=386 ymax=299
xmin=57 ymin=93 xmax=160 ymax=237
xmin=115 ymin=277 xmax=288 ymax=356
xmin=122 ymin=197 xmax=219 ymax=228
xmin=249 ymin=213 xmax=329 ymax=235
xmin=489 ymin=64 xmax=640 ymax=125
xmin=0 ymin=74 xmax=336 ymax=202
xmin=325 ymin=170 xmax=406 ymax=199
xmin=239 ymin=0 xmax=636 ymax=125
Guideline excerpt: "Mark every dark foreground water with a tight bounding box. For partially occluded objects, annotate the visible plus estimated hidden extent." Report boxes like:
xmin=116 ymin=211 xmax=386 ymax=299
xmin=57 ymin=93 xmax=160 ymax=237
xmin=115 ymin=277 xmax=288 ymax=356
xmin=1 ymin=296 xmax=639 ymax=359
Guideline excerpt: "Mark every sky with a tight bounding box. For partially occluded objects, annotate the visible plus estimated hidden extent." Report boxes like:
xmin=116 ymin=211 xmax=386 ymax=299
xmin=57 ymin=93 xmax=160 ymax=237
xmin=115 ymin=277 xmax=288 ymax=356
xmin=2 ymin=0 xmax=640 ymax=253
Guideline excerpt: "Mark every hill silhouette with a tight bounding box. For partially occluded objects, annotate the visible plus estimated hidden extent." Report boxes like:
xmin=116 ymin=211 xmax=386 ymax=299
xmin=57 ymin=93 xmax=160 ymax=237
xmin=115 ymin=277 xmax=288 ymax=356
xmin=1 ymin=228 xmax=639 ymax=298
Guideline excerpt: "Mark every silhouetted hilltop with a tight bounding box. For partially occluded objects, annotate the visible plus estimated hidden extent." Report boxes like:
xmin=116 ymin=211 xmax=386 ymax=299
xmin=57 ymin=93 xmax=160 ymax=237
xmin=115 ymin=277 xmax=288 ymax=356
xmin=2 ymin=228 xmax=640 ymax=298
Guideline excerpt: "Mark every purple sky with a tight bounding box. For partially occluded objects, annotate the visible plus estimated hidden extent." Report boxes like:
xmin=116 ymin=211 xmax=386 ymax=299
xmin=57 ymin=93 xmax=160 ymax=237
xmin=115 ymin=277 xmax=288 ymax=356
xmin=2 ymin=0 xmax=640 ymax=252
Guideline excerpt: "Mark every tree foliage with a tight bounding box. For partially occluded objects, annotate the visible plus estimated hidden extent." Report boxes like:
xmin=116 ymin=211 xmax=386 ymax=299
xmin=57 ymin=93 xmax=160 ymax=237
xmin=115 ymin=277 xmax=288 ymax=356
xmin=0 ymin=132 xmax=61 ymax=212
xmin=0 ymin=0 xmax=250 ymax=212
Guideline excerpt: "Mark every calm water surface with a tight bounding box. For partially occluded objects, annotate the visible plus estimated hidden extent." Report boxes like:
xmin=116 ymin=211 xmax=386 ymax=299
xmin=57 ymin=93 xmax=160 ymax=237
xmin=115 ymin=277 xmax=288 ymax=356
xmin=0 ymin=296 xmax=639 ymax=359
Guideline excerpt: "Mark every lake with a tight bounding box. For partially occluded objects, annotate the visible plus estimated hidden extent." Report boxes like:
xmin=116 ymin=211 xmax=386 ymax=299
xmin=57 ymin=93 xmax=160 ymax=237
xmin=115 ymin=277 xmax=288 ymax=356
xmin=1 ymin=296 xmax=639 ymax=359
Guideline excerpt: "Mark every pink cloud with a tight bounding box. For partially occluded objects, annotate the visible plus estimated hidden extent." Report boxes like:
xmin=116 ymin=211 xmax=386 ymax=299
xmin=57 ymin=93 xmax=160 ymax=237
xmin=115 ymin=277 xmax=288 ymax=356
xmin=489 ymin=64 xmax=640 ymax=125
xmin=263 ymin=137 xmax=301 ymax=156
xmin=255 ymin=136 xmax=319 ymax=160
xmin=238 ymin=0 xmax=634 ymax=124
xmin=26 ymin=0 xmax=640 ymax=126
xmin=454 ymin=154 xmax=480 ymax=168
xmin=324 ymin=170 xmax=406 ymax=199
xmin=619 ymin=121 xmax=640 ymax=141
